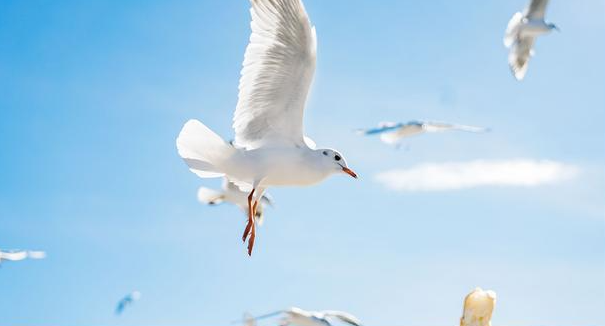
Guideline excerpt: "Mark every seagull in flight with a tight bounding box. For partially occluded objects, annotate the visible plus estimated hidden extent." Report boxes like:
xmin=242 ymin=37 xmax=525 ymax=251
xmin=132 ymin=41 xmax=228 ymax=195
xmin=504 ymin=0 xmax=559 ymax=80
xmin=115 ymin=291 xmax=141 ymax=315
xmin=0 ymin=249 xmax=46 ymax=266
xmin=234 ymin=307 xmax=363 ymax=326
xmin=0 ymin=249 xmax=28 ymax=265
xmin=177 ymin=0 xmax=357 ymax=256
xmin=357 ymin=120 xmax=489 ymax=147
xmin=198 ymin=178 xmax=274 ymax=226
xmin=460 ymin=287 xmax=497 ymax=326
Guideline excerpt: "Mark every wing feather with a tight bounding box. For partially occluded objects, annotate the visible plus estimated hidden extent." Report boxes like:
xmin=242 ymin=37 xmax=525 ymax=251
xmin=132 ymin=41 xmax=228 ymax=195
xmin=525 ymin=0 xmax=549 ymax=20
xmin=508 ymin=37 xmax=535 ymax=81
xmin=233 ymin=0 xmax=317 ymax=149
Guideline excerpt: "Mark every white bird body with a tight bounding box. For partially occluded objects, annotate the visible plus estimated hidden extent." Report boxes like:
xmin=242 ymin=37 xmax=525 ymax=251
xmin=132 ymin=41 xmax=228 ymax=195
xmin=177 ymin=0 xmax=356 ymax=255
xmin=504 ymin=0 xmax=557 ymax=80
xmin=0 ymin=249 xmax=46 ymax=265
xmin=0 ymin=249 xmax=28 ymax=263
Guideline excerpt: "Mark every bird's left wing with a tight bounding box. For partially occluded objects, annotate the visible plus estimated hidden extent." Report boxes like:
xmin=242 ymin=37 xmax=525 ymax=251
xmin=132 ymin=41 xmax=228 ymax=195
xmin=508 ymin=36 xmax=535 ymax=80
xmin=233 ymin=0 xmax=317 ymax=150
xmin=323 ymin=311 xmax=363 ymax=326
xmin=525 ymin=0 xmax=549 ymax=20
xmin=357 ymin=122 xmax=403 ymax=136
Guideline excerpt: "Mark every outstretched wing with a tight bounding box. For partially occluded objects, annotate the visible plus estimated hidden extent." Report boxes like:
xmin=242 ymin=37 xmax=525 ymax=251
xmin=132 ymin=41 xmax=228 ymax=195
xmin=422 ymin=122 xmax=489 ymax=133
xmin=525 ymin=0 xmax=549 ymax=20
xmin=357 ymin=122 xmax=403 ymax=136
xmin=322 ymin=311 xmax=363 ymax=326
xmin=508 ymin=36 xmax=535 ymax=81
xmin=233 ymin=0 xmax=317 ymax=150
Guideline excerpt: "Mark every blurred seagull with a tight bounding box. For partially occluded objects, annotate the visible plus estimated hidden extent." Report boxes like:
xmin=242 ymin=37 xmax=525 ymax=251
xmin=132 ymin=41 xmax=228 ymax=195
xmin=357 ymin=120 xmax=489 ymax=147
xmin=0 ymin=249 xmax=46 ymax=266
xmin=460 ymin=287 xmax=497 ymax=326
xmin=115 ymin=291 xmax=141 ymax=315
xmin=177 ymin=0 xmax=357 ymax=256
xmin=0 ymin=249 xmax=28 ymax=265
xmin=198 ymin=178 xmax=274 ymax=226
xmin=504 ymin=0 xmax=558 ymax=80
xmin=235 ymin=307 xmax=363 ymax=326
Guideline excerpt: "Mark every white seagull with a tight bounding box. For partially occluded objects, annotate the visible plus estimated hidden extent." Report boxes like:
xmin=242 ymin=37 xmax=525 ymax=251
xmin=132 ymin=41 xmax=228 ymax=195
xmin=357 ymin=120 xmax=489 ymax=146
xmin=504 ymin=0 xmax=559 ymax=80
xmin=0 ymin=249 xmax=28 ymax=265
xmin=0 ymin=249 xmax=46 ymax=266
xmin=236 ymin=307 xmax=363 ymax=326
xmin=460 ymin=287 xmax=497 ymax=326
xmin=115 ymin=290 xmax=141 ymax=315
xmin=197 ymin=178 xmax=274 ymax=226
xmin=177 ymin=0 xmax=357 ymax=255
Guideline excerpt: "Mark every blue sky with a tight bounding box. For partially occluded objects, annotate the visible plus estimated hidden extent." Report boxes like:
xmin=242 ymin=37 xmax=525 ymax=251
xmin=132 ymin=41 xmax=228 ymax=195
xmin=1 ymin=0 xmax=604 ymax=325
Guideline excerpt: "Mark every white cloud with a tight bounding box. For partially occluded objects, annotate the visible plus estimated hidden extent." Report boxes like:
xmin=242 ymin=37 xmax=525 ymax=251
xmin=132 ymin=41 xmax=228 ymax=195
xmin=375 ymin=159 xmax=579 ymax=191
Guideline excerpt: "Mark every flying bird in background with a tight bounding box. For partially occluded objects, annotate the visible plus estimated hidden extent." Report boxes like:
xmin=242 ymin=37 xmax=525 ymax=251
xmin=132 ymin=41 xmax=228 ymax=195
xmin=235 ymin=307 xmax=363 ymax=326
xmin=357 ymin=120 xmax=489 ymax=147
xmin=460 ymin=287 xmax=497 ymax=326
xmin=115 ymin=291 xmax=141 ymax=315
xmin=0 ymin=249 xmax=46 ymax=266
xmin=177 ymin=0 xmax=357 ymax=256
xmin=0 ymin=249 xmax=28 ymax=265
xmin=504 ymin=0 xmax=558 ymax=80
xmin=197 ymin=178 xmax=274 ymax=226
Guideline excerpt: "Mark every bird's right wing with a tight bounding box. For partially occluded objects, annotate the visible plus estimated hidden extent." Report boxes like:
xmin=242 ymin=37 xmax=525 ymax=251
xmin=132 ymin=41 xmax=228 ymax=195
xmin=508 ymin=36 xmax=535 ymax=81
xmin=356 ymin=122 xmax=403 ymax=136
xmin=233 ymin=0 xmax=317 ymax=150
xmin=525 ymin=0 xmax=549 ymax=20
xmin=197 ymin=187 xmax=225 ymax=205
xmin=323 ymin=311 xmax=363 ymax=326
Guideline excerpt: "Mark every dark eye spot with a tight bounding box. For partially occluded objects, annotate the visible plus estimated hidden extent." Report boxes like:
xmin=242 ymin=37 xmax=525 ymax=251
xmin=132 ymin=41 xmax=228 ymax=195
xmin=322 ymin=151 xmax=328 ymax=156
xmin=335 ymin=155 xmax=341 ymax=161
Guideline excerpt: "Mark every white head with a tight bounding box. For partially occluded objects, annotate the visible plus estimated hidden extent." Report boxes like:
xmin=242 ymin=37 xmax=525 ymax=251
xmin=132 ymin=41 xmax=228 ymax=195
xmin=316 ymin=148 xmax=357 ymax=179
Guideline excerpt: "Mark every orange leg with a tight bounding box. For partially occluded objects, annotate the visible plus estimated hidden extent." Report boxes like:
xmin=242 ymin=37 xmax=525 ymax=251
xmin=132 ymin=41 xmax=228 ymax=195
xmin=242 ymin=188 xmax=255 ymax=243
xmin=242 ymin=188 xmax=264 ymax=256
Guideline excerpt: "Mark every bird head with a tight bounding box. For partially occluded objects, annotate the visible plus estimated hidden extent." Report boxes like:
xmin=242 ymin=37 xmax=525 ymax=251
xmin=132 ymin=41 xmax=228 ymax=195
xmin=548 ymin=22 xmax=560 ymax=32
xmin=317 ymin=149 xmax=357 ymax=179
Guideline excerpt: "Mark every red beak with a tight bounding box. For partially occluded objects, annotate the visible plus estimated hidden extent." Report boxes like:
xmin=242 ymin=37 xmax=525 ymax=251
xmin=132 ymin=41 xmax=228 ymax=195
xmin=342 ymin=167 xmax=358 ymax=179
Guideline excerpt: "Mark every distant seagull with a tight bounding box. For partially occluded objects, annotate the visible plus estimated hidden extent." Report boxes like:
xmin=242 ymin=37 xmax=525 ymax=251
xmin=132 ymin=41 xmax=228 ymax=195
xmin=0 ymin=249 xmax=28 ymax=265
xmin=235 ymin=307 xmax=363 ymax=326
xmin=176 ymin=0 xmax=357 ymax=256
xmin=115 ymin=291 xmax=141 ymax=315
xmin=357 ymin=120 xmax=489 ymax=146
xmin=198 ymin=178 xmax=274 ymax=226
xmin=0 ymin=249 xmax=46 ymax=266
xmin=460 ymin=287 xmax=497 ymax=326
xmin=504 ymin=0 xmax=558 ymax=80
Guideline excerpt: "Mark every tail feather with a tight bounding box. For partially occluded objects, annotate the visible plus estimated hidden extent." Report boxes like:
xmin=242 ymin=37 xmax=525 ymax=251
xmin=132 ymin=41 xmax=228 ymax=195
xmin=176 ymin=119 xmax=235 ymax=178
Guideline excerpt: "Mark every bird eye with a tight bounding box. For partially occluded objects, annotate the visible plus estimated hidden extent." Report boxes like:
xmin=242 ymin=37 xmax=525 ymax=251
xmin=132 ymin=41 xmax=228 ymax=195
xmin=335 ymin=155 xmax=341 ymax=161
xmin=322 ymin=151 xmax=328 ymax=156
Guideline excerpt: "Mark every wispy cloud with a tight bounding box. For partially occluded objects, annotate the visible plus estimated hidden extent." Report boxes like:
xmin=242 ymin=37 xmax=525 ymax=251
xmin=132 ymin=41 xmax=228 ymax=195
xmin=375 ymin=159 xmax=579 ymax=191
